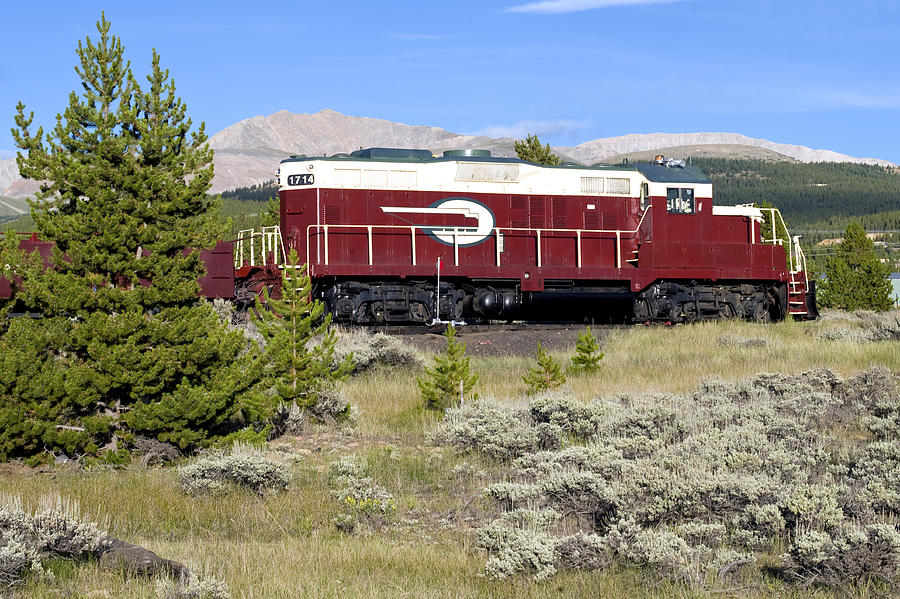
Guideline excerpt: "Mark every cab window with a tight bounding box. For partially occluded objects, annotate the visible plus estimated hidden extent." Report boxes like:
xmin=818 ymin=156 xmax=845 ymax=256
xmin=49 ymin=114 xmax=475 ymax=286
xmin=667 ymin=187 xmax=695 ymax=214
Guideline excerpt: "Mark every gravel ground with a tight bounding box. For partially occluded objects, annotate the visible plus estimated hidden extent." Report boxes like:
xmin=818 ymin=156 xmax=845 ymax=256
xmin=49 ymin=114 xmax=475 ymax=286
xmin=396 ymin=325 xmax=611 ymax=357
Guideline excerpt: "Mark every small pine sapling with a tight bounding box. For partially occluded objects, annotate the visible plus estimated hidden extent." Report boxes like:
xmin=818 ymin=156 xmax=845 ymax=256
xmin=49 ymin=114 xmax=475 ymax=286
xmin=523 ymin=342 xmax=566 ymax=394
xmin=418 ymin=325 xmax=478 ymax=411
xmin=252 ymin=249 xmax=354 ymax=417
xmin=568 ymin=327 xmax=604 ymax=375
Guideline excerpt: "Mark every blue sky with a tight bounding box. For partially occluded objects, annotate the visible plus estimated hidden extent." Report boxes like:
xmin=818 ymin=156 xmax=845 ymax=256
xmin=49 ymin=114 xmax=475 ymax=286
xmin=2 ymin=0 xmax=899 ymax=162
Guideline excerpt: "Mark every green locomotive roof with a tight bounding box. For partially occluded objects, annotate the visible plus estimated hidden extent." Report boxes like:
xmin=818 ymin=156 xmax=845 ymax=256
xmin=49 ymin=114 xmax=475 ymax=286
xmin=631 ymin=162 xmax=711 ymax=184
xmin=281 ymin=147 xmax=711 ymax=181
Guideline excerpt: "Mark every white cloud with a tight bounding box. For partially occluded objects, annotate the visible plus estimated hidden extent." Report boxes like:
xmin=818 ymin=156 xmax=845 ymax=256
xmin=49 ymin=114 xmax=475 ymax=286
xmin=506 ymin=0 xmax=682 ymax=13
xmin=819 ymin=90 xmax=900 ymax=110
xmin=390 ymin=33 xmax=450 ymax=41
xmin=470 ymin=119 xmax=589 ymax=139
xmin=0 ymin=149 xmax=17 ymax=160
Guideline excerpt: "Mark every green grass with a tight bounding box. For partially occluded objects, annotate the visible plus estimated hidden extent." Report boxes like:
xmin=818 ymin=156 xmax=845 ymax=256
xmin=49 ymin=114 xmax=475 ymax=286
xmin=1 ymin=312 xmax=897 ymax=598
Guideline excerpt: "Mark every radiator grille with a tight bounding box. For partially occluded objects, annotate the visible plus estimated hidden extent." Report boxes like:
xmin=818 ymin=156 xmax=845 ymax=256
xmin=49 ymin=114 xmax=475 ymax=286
xmin=324 ymin=204 xmax=341 ymax=224
xmin=552 ymin=198 xmax=568 ymax=228
xmin=456 ymin=162 xmax=519 ymax=182
xmin=580 ymin=176 xmax=604 ymax=194
xmin=606 ymin=177 xmax=631 ymax=194
xmin=529 ymin=197 xmax=546 ymax=228
xmin=601 ymin=212 xmax=617 ymax=229
xmin=510 ymin=197 xmax=527 ymax=228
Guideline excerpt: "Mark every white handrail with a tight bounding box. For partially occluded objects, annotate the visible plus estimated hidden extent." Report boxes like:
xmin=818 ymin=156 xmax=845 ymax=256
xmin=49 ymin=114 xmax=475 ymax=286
xmin=758 ymin=207 xmax=807 ymax=278
xmin=305 ymin=208 xmax=651 ymax=271
xmin=234 ymin=225 xmax=287 ymax=269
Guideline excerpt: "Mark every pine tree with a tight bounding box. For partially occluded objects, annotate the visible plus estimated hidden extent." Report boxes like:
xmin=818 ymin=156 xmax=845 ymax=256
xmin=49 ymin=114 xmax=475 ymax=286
xmin=819 ymin=222 xmax=893 ymax=311
xmin=4 ymin=14 xmax=253 ymax=456
xmin=523 ymin=342 xmax=566 ymax=394
xmin=514 ymin=134 xmax=561 ymax=166
xmin=0 ymin=229 xmax=43 ymax=326
xmin=567 ymin=327 xmax=604 ymax=375
xmin=251 ymin=249 xmax=353 ymax=416
xmin=418 ymin=325 xmax=478 ymax=411
xmin=754 ymin=200 xmax=795 ymax=268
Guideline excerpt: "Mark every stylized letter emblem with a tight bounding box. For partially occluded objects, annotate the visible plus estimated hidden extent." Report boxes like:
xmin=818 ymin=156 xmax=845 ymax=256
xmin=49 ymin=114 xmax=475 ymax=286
xmin=381 ymin=197 xmax=495 ymax=247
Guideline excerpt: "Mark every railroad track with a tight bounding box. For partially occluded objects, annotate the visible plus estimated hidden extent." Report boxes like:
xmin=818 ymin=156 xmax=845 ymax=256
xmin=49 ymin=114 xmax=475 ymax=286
xmin=357 ymin=322 xmax=630 ymax=336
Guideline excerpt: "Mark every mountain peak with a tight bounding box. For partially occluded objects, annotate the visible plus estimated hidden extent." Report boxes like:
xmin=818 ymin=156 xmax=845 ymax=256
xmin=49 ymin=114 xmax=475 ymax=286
xmin=3 ymin=110 xmax=893 ymax=197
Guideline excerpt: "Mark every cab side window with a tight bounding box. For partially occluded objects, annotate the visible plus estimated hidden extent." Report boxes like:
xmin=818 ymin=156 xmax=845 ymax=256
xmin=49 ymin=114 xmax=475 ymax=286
xmin=667 ymin=187 xmax=695 ymax=214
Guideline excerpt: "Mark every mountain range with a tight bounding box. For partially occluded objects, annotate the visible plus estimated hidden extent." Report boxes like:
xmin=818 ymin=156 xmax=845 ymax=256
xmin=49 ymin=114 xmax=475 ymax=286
xmin=1 ymin=108 xmax=894 ymax=197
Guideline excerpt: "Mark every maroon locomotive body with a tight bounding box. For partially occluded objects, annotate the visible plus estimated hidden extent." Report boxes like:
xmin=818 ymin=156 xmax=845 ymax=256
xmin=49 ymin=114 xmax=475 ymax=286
xmin=256 ymin=148 xmax=815 ymax=324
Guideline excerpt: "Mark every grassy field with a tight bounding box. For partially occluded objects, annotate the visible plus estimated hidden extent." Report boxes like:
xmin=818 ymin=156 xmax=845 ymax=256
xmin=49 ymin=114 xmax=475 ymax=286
xmin=1 ymin=312 xmax=897 ymax=598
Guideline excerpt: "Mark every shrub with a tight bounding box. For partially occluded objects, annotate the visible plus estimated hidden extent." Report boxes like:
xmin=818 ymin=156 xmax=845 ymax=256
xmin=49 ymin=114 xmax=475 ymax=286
xmin=477 ymin=520 xmax=558 ymax=581
xmin=270 ymin=387 xmax=355 ymax=438
xmin=329 ymin=455 xmax=396 ymax=533
xmin=0 ymin=494 xmax=111 ymax=588
xmin=529 ymin=391 xmax=603 ymax=440
xmin=156 ymin=571 xmax=230 ymax=599
xmin=178 ymin=444 xmax=292 ymax=496
xmin=0 ymin=538 xmax=39 ymax=589
xmin=438 ymin=366 xmax=900 ymax=588
xmin=132 ymin=436 xmax=182 ymax=467
xmin=816 ymin=309 xmax=900 ymax=342
xmin=785 ymin=523 xmax=900 ymax=588
xmin=29 ymin=495 xmax=111 ymax=557
xmin=428 ymin=398 xmax=539 ymax=460
xmin=717 ymin=335 xmax=769 ymax=348
xmin=333 ymin=330 xmax=424 ymax=373
xmin=555 ymin=531 xmax=609 ymax=571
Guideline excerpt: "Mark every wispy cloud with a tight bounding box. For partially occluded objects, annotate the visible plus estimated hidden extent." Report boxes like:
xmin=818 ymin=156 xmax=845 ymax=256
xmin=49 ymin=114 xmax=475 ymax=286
xmin=819 ymin=90 xmax=900 ymax=110
xmin=470 ymin=119 xmax=589 ymax=139
xmin=0 ymin=149 xmax=17 ymax=160
xmin=506 ymin=0 xmax=682 ymax=14
xmin=390 ymin=32 xmax=450 ymax=41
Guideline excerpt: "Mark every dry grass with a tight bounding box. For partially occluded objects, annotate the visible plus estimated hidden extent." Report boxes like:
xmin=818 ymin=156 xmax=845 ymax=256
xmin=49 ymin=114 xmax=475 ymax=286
xmin=1 ymin=311 xmax=896 ymax=597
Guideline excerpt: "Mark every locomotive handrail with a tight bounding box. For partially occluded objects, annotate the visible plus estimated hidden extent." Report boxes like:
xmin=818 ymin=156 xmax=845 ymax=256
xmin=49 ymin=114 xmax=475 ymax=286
xmin=305 ymin=208 xmax=651 ymax=270
xmin=234 ymin=225 xmax=287 ymax=269
xmin=758 ymin=207 xmax=807 ymax=277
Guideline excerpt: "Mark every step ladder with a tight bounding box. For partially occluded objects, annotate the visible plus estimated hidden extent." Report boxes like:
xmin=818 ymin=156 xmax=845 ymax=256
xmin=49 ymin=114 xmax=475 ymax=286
xmin=757 ymin=207 xmax=811 ymax=317
xmin=787 ymin=235 xmax=810 ymax=316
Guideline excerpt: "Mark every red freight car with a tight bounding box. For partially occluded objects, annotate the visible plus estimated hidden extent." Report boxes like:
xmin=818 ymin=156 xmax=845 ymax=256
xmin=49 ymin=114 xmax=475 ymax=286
xmin=233 ymin=148 xmax=816 ymax=324
xmin=0 ymin=233 xmax=236 ymax=301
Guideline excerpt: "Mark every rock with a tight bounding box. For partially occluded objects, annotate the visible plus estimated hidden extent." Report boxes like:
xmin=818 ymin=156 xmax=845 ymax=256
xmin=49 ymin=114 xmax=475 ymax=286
xmin=99 ymin=537 xmax=191 ymax=580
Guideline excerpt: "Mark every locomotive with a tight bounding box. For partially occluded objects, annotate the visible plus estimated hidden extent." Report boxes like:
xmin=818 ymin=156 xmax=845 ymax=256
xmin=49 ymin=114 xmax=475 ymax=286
xmin=3 ymin=148 xmax=818 ymax=324
xmin=234 ymin=148 xmax=817 ymax=324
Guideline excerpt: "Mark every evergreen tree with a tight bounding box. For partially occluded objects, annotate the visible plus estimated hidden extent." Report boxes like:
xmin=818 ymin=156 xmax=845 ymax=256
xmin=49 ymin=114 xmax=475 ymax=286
xmin=262 ymin=197 xmax=280 ymax=228
xmin=754 ymin=200 xmax=795 ymax=269
xmin=819 ymin=222 xmax=893 ymax=311
xmin=567 ymin=327 xmax=604 ymax=375
xmin=252 ymin=249 xmax=353 ymax=416
xmin=514 ymin=134 xmax=561 ymax=166
xmin=0 ymin=229 xmax=43 ymax=326
xmin=3 ymin=14 xmax=254 ymax=457
xmin=523 ymin=342 xmax=566 ymax=394
xmin=418 ymin=325 xmax=478 ymax=411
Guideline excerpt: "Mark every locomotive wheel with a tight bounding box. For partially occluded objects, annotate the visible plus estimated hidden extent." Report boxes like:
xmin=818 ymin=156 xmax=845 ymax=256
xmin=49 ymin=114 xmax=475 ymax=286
xmin=682 ymin=303 xmax=699 ymax=323
xmin=718 ymin=304 xmax=736 ymax=319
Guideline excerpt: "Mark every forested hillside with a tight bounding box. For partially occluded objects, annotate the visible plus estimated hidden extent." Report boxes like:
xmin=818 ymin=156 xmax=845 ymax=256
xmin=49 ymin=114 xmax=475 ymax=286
xmin=691 ymin=158 xmax=900 ymax=235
